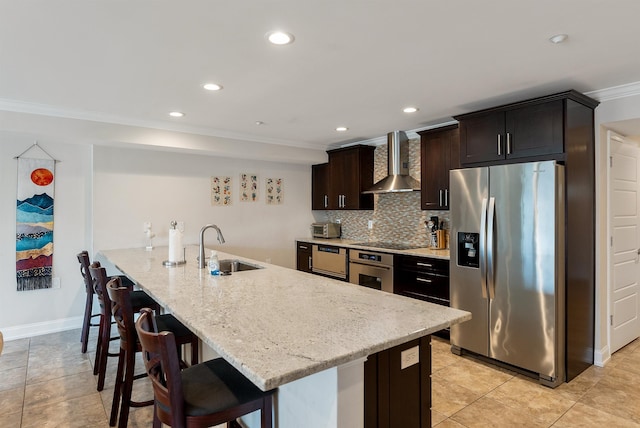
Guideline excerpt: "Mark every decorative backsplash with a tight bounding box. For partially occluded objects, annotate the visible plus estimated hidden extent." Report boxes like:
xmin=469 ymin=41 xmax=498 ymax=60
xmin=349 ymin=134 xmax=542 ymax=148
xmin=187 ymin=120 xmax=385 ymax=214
xmin=322 ymin=138 xmax=450 ymax=247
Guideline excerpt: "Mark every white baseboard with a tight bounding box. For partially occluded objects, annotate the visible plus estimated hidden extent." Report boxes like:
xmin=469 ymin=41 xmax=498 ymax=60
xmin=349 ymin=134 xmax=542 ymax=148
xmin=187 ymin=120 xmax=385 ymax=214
xmin=0 ymin=316 xmax=83 ymax=341
xmin=594 ymin=345 xmax=610 ymax=367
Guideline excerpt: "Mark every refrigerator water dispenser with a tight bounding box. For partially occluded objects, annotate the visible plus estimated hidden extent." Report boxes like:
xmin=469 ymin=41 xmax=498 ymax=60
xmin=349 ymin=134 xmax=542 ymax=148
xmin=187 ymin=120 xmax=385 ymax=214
xmin=457 ymin=232 xmax=479 ymax=268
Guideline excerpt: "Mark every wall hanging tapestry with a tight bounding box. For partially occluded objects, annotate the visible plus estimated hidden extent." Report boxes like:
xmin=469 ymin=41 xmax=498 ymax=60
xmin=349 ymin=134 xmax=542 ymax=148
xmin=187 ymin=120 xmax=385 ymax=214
xmin=15 ymin=143 xmax=57 ymax=291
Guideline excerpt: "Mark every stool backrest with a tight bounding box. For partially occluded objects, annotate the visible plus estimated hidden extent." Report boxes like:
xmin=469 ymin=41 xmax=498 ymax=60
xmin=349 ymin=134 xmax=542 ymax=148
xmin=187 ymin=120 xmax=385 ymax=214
xmin=77 ymin=251 xmax=93 ymax=296
xmin=107 ymin=277 xmax=137 ymax=349
xmin=136 ymin=308 xmax=185 ymax=427
xmin=89 ymin=262 xmax=112 ymax=316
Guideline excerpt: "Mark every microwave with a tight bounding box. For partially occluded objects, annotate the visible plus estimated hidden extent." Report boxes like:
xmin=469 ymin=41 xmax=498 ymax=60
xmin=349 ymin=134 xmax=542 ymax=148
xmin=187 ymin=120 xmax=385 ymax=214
xmin=312 ymin=223 xmax=341 ymax=239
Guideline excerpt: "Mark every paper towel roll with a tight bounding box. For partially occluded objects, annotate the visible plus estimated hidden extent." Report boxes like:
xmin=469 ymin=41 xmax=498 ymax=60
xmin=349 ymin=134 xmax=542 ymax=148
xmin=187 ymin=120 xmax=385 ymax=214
xmin=168 ymin=228 xmax=183 ymax=262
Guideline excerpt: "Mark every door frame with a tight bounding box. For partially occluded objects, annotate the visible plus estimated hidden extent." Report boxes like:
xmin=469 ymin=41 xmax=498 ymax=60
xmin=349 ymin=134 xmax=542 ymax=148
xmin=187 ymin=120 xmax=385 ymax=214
xmin=607 ymin=129 xmax=640 ymax=357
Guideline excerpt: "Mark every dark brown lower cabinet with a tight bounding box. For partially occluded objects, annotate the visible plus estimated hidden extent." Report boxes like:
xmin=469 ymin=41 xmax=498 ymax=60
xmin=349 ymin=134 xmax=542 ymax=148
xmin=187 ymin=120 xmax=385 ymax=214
xmin=365 ymin=336 xmax=431 ymax=428
xmin=296 ymin=241 xmax=312 ymax=273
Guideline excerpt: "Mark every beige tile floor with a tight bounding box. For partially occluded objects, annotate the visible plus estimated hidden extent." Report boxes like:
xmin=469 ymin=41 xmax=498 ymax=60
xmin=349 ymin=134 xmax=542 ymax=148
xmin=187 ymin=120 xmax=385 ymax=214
xmin=1 ymin=328 xmax=639 ymax=427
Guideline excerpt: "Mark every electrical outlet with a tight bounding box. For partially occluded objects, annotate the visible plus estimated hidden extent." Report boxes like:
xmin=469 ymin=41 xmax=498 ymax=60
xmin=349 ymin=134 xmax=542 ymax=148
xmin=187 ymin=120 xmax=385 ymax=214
xmin=143 ymin=221 xmax=151 ymax=232
xmin=367 ymin=220 xmax=374 ymax=230
xmin=335 ymin=219 xmax=341 ymax=224
xmin=52 ymin=277 xmax=61 ymax=289
xmin=266 ymin=257 xmax=272 ymax=264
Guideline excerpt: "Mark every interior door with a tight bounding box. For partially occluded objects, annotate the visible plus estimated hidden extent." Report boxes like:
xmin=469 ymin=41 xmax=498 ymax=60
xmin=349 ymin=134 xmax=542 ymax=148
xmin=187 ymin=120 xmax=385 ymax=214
xmin=609 ymin=131 xmax=640 ymax=353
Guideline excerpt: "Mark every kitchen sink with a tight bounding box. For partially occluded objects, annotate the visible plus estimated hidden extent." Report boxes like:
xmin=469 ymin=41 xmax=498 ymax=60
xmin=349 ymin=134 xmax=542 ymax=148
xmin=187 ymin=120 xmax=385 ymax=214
xmin=219 ymin=259 xmax=263 ymax=273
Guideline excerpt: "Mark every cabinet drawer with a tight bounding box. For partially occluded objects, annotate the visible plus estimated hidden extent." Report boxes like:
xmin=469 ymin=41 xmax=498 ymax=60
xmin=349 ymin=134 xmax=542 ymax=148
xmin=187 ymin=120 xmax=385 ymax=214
xmin=401 ymin=272 xmax=449 ymax=304
xmin=397 ymin=256 xmax=449 ymax=275
xmin=394 ymin=255 xmax=450 ymax=306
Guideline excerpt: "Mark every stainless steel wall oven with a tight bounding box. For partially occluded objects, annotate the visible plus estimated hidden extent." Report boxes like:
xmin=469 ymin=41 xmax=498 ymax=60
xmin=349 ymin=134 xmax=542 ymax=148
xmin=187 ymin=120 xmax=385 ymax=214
xmin=348 ymin=249 xmax=393 ymax=293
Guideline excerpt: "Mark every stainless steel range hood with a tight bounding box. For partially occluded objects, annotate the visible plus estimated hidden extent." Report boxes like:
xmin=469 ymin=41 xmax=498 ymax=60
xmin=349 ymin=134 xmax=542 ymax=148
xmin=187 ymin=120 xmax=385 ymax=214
xmin=362 ymin=130 xmax=420 ymax=194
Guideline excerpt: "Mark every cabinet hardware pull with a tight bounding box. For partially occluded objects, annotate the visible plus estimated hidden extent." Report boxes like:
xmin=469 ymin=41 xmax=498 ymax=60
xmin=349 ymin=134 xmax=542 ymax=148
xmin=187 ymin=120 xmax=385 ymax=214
xmin=324 ymin=195 xmax=328 ymax=208
xmin=299 ymin=245 xmax=308 ymax=250
xmin=439 ymin=189 xmax=443 ymax=206
xmin=308 ymin=256 xmax=312 ymax=270
xmin=445 ymin=189 xmax=448 ymax=207
xmin=416 ymin=278 xmax=432 ymax=283
xmin=506 ymin=133 xmax=512 ymax=155
xmin=417 ymin=262 xmax=432 ymax=267
xmin=342 ymin=195 xmax=346 ymax=207
xmin=497 ymin=134 xmax=502 ymax=156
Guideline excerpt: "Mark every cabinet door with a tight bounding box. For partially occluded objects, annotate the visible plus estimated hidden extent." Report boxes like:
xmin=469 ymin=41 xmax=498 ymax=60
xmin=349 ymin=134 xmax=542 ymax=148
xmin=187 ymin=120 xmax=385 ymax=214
xmin=296 ymin=242 xmax=313 ymax=273
xmin=459 ymin=111 xmax=504 ymax=165
xmin=328 ymin=146 xmax=375 ymax=210
xmin=312 ymin=163 xmax=330 ymax=210
xmin=329 ymin=148 xmax=359 ymax=209
xmin=420 ymin=126 xmax=459 ymax=210
xmin=505 ymin=100 xmax=564 ymax=159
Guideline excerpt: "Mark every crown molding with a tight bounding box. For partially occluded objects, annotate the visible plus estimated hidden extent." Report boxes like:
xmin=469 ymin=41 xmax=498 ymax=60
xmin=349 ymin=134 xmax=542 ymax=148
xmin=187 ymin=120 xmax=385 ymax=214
xmin=586 ymin=81 xmax=640 ymax=102
xmin=0 ymin=98 xmax=321 ymax=151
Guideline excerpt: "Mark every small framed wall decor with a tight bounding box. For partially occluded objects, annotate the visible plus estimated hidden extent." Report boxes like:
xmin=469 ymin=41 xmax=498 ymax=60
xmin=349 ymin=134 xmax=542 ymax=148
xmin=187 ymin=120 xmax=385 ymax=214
xmin=265 ymin=178 xmax=283 ymax=205
xmin=240 ymin=173 xmax=258 ymax=202
xmin=211 ymin=176 xmax=232 ymax=206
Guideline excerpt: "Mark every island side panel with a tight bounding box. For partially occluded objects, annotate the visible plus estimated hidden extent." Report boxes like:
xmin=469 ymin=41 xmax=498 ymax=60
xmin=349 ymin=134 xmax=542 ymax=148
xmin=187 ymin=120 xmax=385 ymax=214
xmin=365 ymin=335 xmax=432 ymax=428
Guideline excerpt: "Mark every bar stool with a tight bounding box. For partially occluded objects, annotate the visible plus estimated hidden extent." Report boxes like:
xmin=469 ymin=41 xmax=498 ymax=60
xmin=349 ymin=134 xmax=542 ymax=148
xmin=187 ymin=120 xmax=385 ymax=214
xmin=78 ymin=251 xmax=101 ymax=353
xmin=136 ymin=308 xmax=274 ymax=428
xmin=77 ymin=251 xmax=137 ymax=353
xmin=89 ymin=261 xmax=161 ymax=391
xmin=107 ymin=277 xmax=199 ymax=428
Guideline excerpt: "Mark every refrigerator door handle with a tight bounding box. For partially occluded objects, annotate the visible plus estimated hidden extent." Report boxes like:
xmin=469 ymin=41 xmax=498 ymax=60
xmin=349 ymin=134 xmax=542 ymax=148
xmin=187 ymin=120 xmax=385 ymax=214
xmin=480 ymin=197 xmax=488 ymax=299
xmin=487 ymin=197 xmax=496 ymax=299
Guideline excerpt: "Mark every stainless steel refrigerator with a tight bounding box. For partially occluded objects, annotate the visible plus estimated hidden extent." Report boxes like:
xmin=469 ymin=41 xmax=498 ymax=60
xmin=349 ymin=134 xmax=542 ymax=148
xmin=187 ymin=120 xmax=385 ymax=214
xmin=449 ymin=160 xmax=565 ymax=387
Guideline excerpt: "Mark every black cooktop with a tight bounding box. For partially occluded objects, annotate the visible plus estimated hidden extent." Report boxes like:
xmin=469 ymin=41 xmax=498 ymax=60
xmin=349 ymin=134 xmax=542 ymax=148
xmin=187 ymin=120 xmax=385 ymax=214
xmin=353 ymin=241 xmax=425 ymax=251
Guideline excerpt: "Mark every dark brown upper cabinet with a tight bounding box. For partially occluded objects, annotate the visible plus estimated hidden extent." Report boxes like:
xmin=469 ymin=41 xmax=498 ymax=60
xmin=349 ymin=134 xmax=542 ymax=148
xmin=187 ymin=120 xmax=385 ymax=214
xmin=419 ymin=125 xmax=460 ymax=210
xmin=311 ymin=163 xmax=330 ymax=210
xmin=455 ymin=92 xmax=596 ymax=166
xmin=312 ymin=145 xmax=375 ymax=210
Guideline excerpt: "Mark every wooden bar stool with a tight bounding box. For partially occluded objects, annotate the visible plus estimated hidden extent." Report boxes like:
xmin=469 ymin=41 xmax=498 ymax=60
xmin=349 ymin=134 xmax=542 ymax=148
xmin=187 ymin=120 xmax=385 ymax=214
xmin=78 ymin=251 xmax=102 ymax=353
xmin=107 ymin=277 xmax=199 ymax=428
xmin=77 ymin=250 xmax=137 ymax=353
xmin=89 ymin=261 xmax=161 ymax=392
xmin=136 ymin=308 xmax=274 ymax=428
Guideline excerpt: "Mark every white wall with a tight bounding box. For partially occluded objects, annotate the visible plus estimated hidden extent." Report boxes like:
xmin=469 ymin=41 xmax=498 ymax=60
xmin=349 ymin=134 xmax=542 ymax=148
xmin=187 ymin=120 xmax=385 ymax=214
xmin=1 ymin=129 xmax=316 ymax=339
xmin=93 ymin=145 xmax=315 ymax=268
xmin=0 ymin=133 xmax=91 ymax=337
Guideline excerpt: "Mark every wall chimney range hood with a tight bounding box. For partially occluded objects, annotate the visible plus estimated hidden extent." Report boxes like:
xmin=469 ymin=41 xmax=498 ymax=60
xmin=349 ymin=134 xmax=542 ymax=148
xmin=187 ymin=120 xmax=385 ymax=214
xmin=362 ymin=130 xmax=420 ymax=194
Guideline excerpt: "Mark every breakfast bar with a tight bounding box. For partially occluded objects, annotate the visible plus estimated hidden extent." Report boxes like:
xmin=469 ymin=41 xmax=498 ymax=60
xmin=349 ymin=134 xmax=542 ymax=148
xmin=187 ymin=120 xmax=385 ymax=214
xmin=98 ymin=245 xmax=470 ymax=428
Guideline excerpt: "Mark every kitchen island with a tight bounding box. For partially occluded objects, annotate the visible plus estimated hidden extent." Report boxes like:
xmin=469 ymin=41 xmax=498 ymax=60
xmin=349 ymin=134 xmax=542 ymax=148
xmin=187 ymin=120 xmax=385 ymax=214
xmin=98 ymin=246 xmax=470 ymax=428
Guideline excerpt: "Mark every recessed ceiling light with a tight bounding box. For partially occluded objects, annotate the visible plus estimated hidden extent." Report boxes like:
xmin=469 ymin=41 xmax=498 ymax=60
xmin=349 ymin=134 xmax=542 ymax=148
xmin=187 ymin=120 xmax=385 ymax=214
xmin=255 ymin=121 xmax=264 ymax=126
xmin=336 ymin=126 xmax=348 ymax=132
xmin=403 ymin=107 xmax=419 ymax=113
xmin=169 ymin=111 xmax=185 ymax=117
xmin=267 ymin=31 xmax=295 ymax=45
xmin=203 ymin=83 xmax=223 ymax=91
xmin=549 ymin=34 xmax=568 ymax=44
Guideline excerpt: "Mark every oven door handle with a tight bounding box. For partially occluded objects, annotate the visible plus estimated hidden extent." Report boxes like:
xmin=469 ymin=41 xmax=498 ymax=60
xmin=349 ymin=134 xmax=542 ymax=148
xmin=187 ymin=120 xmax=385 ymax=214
xmin=349 ymin=261 xmax=392 ymax=270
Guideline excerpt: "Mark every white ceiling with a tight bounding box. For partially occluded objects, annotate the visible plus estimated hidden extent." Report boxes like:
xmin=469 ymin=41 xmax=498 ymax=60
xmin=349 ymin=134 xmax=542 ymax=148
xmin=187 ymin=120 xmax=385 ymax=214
xmin=2 ymin=0 xmax=640 ymax=153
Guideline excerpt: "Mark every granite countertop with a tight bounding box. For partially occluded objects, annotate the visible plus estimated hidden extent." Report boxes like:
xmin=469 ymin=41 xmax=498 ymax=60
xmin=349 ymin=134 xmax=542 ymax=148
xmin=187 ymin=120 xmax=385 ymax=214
xmin=296 ymin=237 xmax=451 ymax=260
xmin=98 ymin=246 xmax=469 ymax=391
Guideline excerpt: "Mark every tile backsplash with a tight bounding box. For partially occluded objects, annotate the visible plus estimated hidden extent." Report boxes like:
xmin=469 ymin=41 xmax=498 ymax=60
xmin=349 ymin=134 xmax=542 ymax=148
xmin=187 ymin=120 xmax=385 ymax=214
xmin=318 ymin=138 xmax=450 ymax=247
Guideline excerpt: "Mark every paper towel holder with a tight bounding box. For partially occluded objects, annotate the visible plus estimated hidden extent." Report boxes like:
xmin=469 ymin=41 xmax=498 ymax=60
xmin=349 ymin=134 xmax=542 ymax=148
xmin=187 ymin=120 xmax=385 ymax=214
xmin=163 ymin=247 xmax=186 ymax=267
xmin=163 ymin=221 xmax=186 ymax=266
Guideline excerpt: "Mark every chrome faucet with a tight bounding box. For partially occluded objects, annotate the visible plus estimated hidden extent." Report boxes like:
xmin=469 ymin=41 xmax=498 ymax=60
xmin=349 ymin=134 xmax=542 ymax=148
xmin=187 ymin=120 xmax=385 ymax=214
xmin=198 ymin=224 xmax=225 ymax=268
